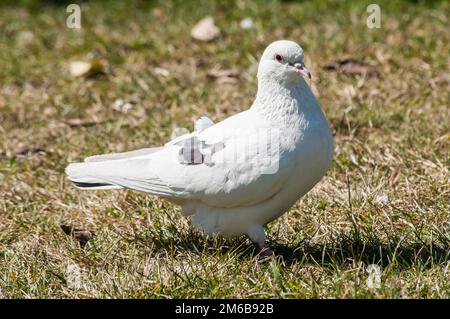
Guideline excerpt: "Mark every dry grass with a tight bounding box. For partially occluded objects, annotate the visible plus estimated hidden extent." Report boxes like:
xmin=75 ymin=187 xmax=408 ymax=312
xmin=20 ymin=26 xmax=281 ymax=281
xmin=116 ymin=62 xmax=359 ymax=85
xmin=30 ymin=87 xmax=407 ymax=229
xmin=0 ymin=0 xmax=449 ymax=298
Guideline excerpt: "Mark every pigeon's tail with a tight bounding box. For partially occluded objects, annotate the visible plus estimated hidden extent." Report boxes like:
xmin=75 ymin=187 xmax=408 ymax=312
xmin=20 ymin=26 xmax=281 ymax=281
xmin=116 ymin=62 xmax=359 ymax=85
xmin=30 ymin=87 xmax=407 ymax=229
xmin=65 ymin=161 xmax=123 ymax=190
xmin=72 ymin=181 xmax=121 ymax=190
xmin=65 ymin=156 xmax=177 ymax=197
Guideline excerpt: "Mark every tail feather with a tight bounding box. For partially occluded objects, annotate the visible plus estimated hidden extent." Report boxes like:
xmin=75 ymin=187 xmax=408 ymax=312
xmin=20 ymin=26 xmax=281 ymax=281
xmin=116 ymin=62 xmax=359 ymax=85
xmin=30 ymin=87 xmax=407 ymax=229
xmin=66 ymin=164 xmax=123 ymax=189
xmin=72 ymin=181 xmax=121 ymax=190
xmin=66 ymin=147 xmax=164 ymax=190
xmin=65 ymin=156 xmax=176 ymax=197
xmin=73 ymin=182 xmax=110 ymax=188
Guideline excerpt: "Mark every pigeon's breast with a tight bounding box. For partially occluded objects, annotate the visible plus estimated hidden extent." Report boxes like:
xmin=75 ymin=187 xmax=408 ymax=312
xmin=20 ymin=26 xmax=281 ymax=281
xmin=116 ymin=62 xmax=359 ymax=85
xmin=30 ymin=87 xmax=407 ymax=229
xmin=281 ymin=113 xmax=333 ymax=202
xmin=188 ymin=118 xmax=333 ymax=237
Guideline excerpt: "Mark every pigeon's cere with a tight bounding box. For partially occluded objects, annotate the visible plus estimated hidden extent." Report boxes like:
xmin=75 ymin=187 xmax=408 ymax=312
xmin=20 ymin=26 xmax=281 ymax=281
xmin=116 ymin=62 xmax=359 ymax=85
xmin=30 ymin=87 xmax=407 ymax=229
xmin=66 ymin=40 xmax=334 ymax=257
xmin=294 ymin=61 xmax=311 ymax=79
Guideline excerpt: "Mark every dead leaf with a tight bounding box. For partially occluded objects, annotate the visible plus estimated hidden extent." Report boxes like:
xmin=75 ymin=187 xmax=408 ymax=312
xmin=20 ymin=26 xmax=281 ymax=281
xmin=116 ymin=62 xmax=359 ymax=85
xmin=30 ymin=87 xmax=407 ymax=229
xmin=14 ymin=147 xmax=46 ymax=156
xmin=153 ymin=67 xmax=170 ymax=77
xmin=323 ymin=59 xmax=380 ymax=78
xmin=69 ymin=59 xmax=107 ymax=77
xmin=60 ymin=224 xmax=94 ymax=248
xmin=207 ymin=68 xmax=239 ymax=79
xmin=152 ymin=7 xmax=164 ymax=18
xmin=191 ymin=16 xmax=220 ymax=42
xmin=60 ymin=118 xmax=104 ymax=127
xmin=194 ymin=57 xmax=209 ymax=68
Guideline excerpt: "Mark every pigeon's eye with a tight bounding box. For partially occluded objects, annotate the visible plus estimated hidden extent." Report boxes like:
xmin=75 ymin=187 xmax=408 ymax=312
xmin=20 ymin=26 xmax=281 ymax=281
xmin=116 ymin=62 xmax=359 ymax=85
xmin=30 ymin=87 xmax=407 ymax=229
xmin=275 ymin=54 xmax=283 ymax=63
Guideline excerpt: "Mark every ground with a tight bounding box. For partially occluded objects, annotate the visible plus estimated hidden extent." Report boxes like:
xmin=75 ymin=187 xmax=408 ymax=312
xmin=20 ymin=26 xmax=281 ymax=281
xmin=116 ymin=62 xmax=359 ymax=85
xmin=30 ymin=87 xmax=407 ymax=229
xmin=0 ymin=0 xmax=448 ymax=298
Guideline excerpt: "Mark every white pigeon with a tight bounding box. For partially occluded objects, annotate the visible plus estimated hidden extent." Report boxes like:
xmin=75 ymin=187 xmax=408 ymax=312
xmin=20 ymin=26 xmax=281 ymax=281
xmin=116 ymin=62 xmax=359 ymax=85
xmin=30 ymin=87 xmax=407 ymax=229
xmin=66 ymin=40 xmax=334 ymax=257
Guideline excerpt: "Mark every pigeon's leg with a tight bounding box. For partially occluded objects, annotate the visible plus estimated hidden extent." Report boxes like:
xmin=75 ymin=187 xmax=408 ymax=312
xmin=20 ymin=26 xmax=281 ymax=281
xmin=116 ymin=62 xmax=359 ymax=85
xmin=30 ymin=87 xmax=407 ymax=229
xmin=247 ymin=225 xmax=273 ymax=258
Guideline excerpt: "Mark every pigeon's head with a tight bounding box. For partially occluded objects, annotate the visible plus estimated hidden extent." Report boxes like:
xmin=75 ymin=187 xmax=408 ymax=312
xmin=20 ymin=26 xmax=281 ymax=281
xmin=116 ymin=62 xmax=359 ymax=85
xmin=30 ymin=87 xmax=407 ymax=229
xmin=257 ymin=40 xmax=311 ymax=85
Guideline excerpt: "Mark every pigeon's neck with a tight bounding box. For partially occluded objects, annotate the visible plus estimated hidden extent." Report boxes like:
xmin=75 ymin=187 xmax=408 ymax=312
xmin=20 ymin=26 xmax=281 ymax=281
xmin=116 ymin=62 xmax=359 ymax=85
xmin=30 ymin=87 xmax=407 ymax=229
xmin=251 ymin=78 xmax=319 ymax=124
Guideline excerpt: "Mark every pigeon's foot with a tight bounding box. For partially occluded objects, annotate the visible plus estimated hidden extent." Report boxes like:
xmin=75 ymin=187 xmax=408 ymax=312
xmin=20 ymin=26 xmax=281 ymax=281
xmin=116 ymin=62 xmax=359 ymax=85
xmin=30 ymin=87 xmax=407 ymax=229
xmin=258 ymin=246 xmax=274 ymax=261
xmin=247 ymin=225 xmax=274 ymax=261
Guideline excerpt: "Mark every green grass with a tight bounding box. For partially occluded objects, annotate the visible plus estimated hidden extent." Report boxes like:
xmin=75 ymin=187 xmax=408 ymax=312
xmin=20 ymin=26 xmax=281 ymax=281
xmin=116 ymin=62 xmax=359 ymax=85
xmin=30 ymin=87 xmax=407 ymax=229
xmin=0 ymin=0 xmax=449 ymax=298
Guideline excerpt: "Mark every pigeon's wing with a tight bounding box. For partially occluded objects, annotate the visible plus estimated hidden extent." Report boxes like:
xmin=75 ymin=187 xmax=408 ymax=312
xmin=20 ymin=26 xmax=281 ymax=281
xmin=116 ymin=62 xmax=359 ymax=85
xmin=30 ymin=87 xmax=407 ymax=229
xmin=67 ymin=111 xmax=291 ymax=208
xmin=147 ymin=110 xmax=292 ymax=208
xmin=84 ymin=147 xmax=163 ymax=162
xmin=81 ymin=114 xmax=214 ymax=163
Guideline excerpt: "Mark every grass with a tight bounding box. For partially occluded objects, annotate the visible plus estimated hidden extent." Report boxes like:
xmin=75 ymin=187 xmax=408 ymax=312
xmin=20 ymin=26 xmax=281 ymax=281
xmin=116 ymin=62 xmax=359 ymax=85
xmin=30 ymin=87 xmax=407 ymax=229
xmin=0 ymin=0 xmax=449 ymax=298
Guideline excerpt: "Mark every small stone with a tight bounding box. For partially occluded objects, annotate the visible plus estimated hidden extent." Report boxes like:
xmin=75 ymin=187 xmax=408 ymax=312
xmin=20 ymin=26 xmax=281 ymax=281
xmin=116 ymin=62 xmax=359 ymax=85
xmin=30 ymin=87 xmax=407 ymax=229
xmin=375 ymin=194 xmax=389 ymax=205
xmin=69 ymin=60 xmax=106 ymax=77
xmin=112 ymin=99 xmax=135 ymax=113
xmin=69 ymin=61 xmax=91 ymax=77
xmin=240 ymin=18 xmax=254 ymax=30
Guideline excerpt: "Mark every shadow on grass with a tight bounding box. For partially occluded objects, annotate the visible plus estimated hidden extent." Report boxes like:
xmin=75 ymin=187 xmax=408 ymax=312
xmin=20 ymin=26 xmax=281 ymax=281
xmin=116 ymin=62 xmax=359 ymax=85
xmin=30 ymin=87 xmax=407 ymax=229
xmin=271 ymin=236 xmax=449 ymax=269
xmin=131 ymin=227 xmax=257 ymax=259
xmin=131 ymin=227 xmax=449 ymax=269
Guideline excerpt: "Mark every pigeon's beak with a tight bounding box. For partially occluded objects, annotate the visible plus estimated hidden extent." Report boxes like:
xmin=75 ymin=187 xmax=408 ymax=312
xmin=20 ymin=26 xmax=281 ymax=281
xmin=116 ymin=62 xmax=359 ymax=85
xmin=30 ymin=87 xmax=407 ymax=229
xmin=294 ymin=61 xmax=311 ymax=80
